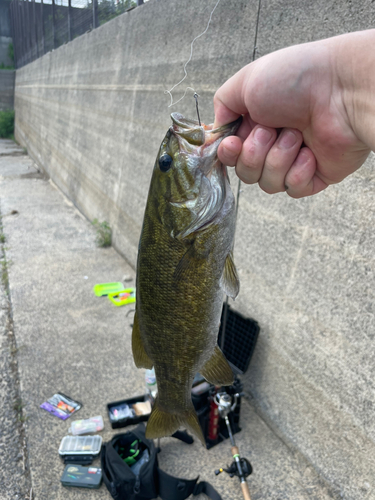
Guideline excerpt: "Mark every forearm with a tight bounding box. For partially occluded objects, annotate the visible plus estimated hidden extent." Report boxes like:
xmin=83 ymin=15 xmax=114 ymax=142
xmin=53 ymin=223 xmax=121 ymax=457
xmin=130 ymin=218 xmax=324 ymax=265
xmin=333 ymin=30 xmax=375 ymax=152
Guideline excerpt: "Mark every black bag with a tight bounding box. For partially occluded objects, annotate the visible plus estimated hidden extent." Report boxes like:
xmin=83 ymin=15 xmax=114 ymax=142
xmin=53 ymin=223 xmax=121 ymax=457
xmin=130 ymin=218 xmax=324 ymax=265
xmin=101 ymin=424 xmax=222 ymax=500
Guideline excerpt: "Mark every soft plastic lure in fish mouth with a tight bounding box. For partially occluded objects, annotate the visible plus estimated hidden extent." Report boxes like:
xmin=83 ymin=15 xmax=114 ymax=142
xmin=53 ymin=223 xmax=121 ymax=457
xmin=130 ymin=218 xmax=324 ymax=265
xmin=170 ymin=112 xmax=242 ymax=148
xmin=163 ymin=113 xmax=243 ymax=240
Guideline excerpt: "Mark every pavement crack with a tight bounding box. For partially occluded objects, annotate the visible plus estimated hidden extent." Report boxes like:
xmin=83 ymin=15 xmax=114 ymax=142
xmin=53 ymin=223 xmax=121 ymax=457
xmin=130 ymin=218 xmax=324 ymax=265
xmin=0 ymin=152 xmax=26 ymax=157
xmin=0 ymin=206 xmax=32 ymax=498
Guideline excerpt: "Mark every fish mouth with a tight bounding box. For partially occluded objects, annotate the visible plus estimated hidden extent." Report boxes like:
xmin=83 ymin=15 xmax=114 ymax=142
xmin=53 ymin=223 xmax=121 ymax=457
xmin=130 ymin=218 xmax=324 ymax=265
xmin=168 ymin=113 xmax=242 ymax=239
xmin=170 ymin=112 xmax=242 ymax=148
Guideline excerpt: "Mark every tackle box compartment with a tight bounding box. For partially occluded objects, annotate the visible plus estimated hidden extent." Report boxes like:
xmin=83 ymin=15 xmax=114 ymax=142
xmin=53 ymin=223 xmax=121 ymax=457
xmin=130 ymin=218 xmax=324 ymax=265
xmin=192 ymin=375 xmax=243 ymax=449
xmin=107 ymin=395 xmax=152 ymax=429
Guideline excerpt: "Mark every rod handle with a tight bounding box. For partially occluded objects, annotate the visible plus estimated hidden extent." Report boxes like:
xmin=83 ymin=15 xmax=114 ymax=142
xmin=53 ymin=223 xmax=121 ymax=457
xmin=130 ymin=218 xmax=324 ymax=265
xmin=240 ymin=481 xmax=252 ymax=500
xmin=231 ymin=445 xmax=239 ymax=456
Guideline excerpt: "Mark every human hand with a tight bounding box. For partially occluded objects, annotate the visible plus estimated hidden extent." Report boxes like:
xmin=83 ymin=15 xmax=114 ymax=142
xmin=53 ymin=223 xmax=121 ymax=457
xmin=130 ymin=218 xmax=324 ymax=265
xmin=213 ymin=34 xmax=372 ymax=198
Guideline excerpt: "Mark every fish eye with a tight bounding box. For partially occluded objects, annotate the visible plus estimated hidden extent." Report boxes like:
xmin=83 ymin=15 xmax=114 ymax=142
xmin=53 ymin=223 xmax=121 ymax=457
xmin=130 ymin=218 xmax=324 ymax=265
xmin=159 ymin=154 xmax=173 ymax=172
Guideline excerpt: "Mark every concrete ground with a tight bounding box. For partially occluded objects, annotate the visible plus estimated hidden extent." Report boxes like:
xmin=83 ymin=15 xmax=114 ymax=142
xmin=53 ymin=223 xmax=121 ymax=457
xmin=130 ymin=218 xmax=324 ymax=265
xmin=0 ymin=139 xmax=337 ymax=500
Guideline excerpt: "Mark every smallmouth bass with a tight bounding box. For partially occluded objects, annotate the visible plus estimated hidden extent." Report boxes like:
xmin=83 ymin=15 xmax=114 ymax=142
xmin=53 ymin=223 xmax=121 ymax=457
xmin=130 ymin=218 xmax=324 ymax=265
xmin=132 ymin=112 xmax=242 ymax=445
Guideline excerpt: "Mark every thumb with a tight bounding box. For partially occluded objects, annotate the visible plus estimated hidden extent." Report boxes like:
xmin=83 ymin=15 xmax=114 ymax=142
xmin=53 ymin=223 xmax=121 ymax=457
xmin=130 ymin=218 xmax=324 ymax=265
xmin=213 ymin=64 xmax=252 ymax=128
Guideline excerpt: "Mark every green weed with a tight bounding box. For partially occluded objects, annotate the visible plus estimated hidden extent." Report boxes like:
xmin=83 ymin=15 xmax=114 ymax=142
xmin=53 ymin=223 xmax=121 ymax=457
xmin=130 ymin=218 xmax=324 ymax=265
xmin=0 ymin=110 xmax=15 ymax=138
xmin=0 ymin=63 xmax=14 ymax=70
xmin=13 ymin=398 xmax=25 ymax=412
xmin=92 ymin=219 xmax=112 ymax=247
xmin=8 ymin=42 xmax=14 ymax=64
xmin=1 ymin=260 xmax=8 ymax=290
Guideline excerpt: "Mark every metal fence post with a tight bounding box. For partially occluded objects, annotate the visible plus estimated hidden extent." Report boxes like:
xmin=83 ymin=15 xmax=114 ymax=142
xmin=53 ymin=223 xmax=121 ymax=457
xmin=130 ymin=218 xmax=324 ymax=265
xmin=17 ymin=0 xmax=23 ymax=67
xmin=68 ymin=0 xmax=72 ymax=41
xmin=93 ymin=0 xmax=98 ymax=29
xmin=22 ymin=0 xmax=27 ymax=66
xmin=28 ymin=0 xmax=32 ymax=61
xmin=25 ymin=0 xmax=29 ymax=63
xmin=41 ymin=0 xmax=45 ymax=56
xmin=18 ymin=0 xmax=23 ymax=67
xmin=30 ymin=0 xmax=34 ymax=61
xmin=10 ymin=1 xmax=18 ymax=68
xmin=32 ymin=0 xmax=38 ymax=59
xmin=52 ymin=0 xmax=56 ymax=49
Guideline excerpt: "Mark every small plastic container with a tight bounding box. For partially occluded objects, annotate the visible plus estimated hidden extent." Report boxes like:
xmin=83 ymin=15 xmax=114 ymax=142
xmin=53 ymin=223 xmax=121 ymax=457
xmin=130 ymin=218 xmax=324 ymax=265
xmin=93 ymin=282 xmax=124 ymax=297
xmin=58 ymin=435 xmax=102 ymax=457
xmin=70 ymin=416 xmax=104 ymax=435
xmin=145 ymin=368 xmax=158 ymax=402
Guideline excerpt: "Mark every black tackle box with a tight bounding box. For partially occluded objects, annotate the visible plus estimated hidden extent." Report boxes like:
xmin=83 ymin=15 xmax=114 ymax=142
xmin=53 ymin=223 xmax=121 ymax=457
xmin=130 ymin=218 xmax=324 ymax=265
xmin=107 ymin=395 xmax=151 ymax=429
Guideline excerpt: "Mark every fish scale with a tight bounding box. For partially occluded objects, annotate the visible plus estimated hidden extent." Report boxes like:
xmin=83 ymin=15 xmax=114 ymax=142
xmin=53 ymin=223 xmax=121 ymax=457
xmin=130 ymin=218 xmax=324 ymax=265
xmin=132 ymin=112 xmax=242 ymax=445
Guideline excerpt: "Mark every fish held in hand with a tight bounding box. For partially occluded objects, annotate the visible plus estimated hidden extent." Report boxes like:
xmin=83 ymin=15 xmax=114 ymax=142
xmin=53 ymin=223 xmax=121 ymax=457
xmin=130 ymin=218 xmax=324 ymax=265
xmin=132 ymin=112 xmax=242 ymax=445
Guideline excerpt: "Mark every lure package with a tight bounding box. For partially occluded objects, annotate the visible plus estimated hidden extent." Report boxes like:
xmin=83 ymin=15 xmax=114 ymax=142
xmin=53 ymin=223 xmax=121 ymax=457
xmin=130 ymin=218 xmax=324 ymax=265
xmin=61 ymin=464 xmax=102 ymax=489
xmin=70 ymin=415 xmax=104 ymax=435
xmin=40 ymin=393 xmax=81 ymax=420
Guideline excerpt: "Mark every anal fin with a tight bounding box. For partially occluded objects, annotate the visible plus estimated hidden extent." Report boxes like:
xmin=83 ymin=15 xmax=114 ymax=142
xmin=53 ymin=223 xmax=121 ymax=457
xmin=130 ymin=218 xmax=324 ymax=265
xmin=146 ymin=398 xmax=206 ymax=447
xmin=200 ymin=345 xmax=234 ymax=386
xmin=131 ymin=311 xmax=153 ymax=369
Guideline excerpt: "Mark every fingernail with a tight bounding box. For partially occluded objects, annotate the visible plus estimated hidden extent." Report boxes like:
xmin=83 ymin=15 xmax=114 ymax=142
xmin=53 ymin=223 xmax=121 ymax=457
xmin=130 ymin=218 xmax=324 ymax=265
xmin=279 ymin=130 xmax=297 ymax=149
xmin=254 ymin=127 xmax=272 ymax=146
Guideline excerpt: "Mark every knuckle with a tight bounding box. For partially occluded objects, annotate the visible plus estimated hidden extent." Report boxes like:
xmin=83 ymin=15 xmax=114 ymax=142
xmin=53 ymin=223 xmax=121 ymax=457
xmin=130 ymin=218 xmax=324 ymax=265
xmin=241 ymin=145 xmax=262 ymax=170
xmin=213 ymin=93 xmax=221 ymax=106
xmin=287 ymin=172 xmax=303 ymax=188
xmin=236 ymin=163 xmax=260 ymax=184
xmin=244 ymin=160 xmax=262 ymax=172
xmin=264 ymin=157 xmax=284 ymax=174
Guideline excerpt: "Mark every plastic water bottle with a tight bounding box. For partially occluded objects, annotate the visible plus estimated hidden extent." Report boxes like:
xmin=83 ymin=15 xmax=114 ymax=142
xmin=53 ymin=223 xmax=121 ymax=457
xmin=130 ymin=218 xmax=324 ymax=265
xmin=145 ymin=368 xmax=158 ymax=402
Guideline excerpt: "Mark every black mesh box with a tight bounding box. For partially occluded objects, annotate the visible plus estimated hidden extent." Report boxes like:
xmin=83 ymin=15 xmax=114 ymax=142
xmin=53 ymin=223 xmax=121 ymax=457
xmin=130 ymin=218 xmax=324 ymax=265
xmin=218 ymin=304 xmax=260 ymax=374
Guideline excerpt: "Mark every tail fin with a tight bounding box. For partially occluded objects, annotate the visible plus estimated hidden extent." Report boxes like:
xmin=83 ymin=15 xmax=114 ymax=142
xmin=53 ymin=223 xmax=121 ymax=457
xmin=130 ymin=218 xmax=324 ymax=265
xmin=183 ymin=407 xmax=206 ymax=447
xmin=146 ymin=398 xmax=206 ymax=447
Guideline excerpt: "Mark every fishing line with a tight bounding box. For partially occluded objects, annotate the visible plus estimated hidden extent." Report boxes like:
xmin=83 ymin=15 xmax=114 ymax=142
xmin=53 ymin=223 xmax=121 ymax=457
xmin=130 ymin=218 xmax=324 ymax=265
xmin=165 ymin=0 xmax=222 ymax=107
xmin=220 ymin=0 xmax=262 ymax=353
xmin=194 ymin=93 xmax=201 ymax=126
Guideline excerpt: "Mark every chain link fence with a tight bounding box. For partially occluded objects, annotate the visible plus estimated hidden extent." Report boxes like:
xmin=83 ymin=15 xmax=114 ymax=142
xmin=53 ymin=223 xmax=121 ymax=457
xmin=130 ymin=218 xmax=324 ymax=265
xmin=10 ymin=0 xmax=148 ymax=68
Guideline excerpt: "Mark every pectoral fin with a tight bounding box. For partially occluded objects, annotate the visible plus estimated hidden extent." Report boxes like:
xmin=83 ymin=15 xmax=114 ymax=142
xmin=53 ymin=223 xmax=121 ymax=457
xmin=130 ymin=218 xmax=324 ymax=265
xmin=220 ymin=252 xmax=240 ymax=299
xmin=173 ymin=244 xmax=196 ymax=281
xmin=131 ymin=312 xmax=153 ymax=369
xmin=200 ymin=345 xmax=234 ymax=386
xmin=173 ymin=241 xmax=210 ymax=282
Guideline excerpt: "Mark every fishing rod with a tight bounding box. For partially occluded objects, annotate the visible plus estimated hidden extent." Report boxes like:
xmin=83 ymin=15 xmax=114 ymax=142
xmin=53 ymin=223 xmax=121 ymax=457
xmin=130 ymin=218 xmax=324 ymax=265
xmin=213 ymin=392 xmax=252 ymax=500
xmin=192 ymin=92 xmax=253 ymax=500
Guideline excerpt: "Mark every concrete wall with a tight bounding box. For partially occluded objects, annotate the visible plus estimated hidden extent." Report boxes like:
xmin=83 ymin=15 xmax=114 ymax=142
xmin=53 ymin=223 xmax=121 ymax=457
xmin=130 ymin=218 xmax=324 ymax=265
xmin=0 ymin=69 xmax=14 ymax=110
xmin=14 ymin=0 xmax=375 ymax=498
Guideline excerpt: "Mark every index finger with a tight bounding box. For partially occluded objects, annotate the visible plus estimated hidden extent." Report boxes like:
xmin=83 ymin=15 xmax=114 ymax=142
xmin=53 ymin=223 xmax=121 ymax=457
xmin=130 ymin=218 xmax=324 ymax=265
xmin=213 ymin=64 xmax=252 ymax=128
